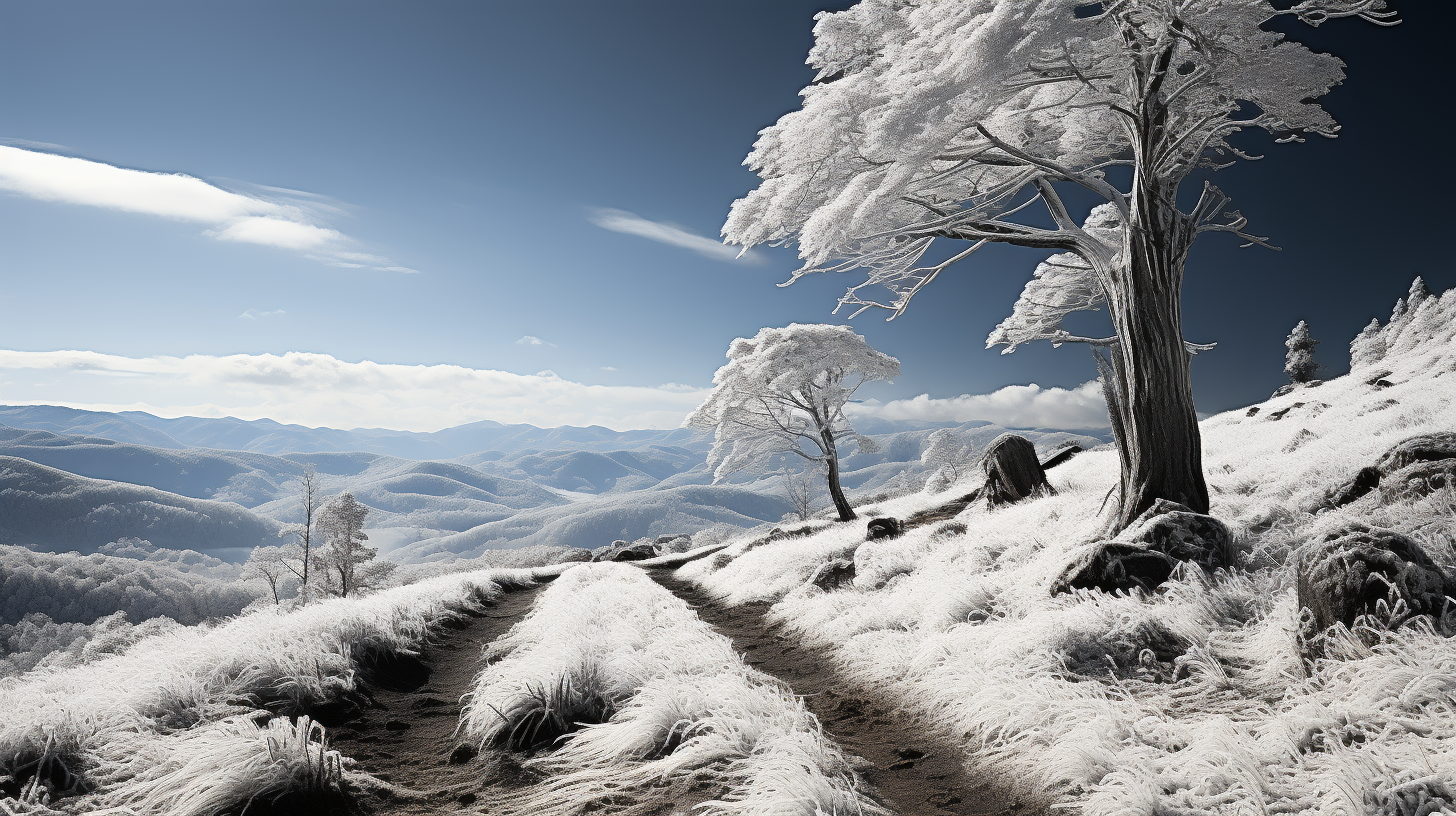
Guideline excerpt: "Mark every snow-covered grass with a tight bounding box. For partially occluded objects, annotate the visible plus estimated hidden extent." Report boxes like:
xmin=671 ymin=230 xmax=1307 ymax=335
xmin=0 ymin=565 xmax=553 ymax=814
xmin=678 ymin=289 xmax=1456 ymax=813
xmin=461 ymin=562 xmax=885 ymax=816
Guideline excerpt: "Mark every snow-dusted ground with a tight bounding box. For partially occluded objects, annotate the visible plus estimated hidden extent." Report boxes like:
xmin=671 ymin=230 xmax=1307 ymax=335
xmin=679 ymin=287 xmax=1456 ymax=814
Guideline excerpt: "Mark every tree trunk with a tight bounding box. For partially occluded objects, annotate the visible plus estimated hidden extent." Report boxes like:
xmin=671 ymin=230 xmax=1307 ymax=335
xmin=981 ymin=434 xmax=1055 ymax=507
xmin=821 ymin=431 xmax=856 ymax=522
xmin=1102 ymin=172 xmax=1210 ymax=534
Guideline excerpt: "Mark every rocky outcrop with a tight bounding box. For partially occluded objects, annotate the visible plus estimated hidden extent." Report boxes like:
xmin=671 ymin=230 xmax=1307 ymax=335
xmin=1322 ymin=432 xmax=1456 ymax=510
xmin=591 ymin=539 xmax=658 ymax=562
xmin=1052 ymin=501 xmax=1233 ymax=594
xmin=981 ymin=434 xmax=1055 ymax=508
xmin=1295 ymin=524 xmax=1451 ymax=638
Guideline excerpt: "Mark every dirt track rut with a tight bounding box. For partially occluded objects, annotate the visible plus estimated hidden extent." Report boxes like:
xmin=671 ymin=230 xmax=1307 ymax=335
xmin=326 ymin=582 xmax=550 ymax=814
xmin=648 ymin=570 xmax=1027 ymax=816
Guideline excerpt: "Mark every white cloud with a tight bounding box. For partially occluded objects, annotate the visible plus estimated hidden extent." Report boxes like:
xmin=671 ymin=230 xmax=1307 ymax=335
xmin=848 ymin=380 xmax=1109 ymax=429
xmin=0 ymin=145 xmax=413 ymax=271
xmin=212 ymin=217 xmax=343 ymax=250
xmin=239 ymin=309 xmax=286 ymax=320
xmin=588 ymin=207 xmax=759 ymax=264
xmin=515 ymin=336 xmax=554 ymax=347
xmin=600 ymin=366 xmax=618 ymax=372
xmin=0 ymin=349 xmax=711 ymax=431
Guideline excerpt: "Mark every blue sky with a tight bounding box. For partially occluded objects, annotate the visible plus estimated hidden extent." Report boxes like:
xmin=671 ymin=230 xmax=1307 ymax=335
xmin=1 ymin=1 xmax=1450 ymax=431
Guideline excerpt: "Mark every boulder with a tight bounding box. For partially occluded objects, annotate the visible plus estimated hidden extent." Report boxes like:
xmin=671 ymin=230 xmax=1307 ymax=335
xmin=1051 ymin=542 xmax=1177 ymax=595
xmin=1119 ymin=499 xmax=1233 ymax=570
xmin=1295 ymin=524 xmax=1450 ymax=636
xmin=866 ymin=517 xmax=902 ymax=541
xmin=554 ymin=548 xmax=594 ymax=564
xmin=655 ymin=535 xmax=695 ymax=554
xmin=1270 ymin=384 xmax=1297 ymax=399
xmin=1374 ymin=432 xmax=1456 ymax=472
xmin=1052 ymin=501 xmax=1232 ymax=594
xmin=981 ymin=434 xmax=1055 ymax=507
xmin=591 ymin=540 xmax=659 ymax=562
xmin=1380 ymin=459 xmax=1456 ymax=504
xmin=1320 ymin=432 xmax=1456 ymax=510
xmin=809 ymin=558 xmax=856 ymax=592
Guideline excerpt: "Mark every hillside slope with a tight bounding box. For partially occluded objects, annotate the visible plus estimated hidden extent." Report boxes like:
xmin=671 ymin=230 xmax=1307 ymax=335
xmin=0 ymin=456 xmax=284 ymax=557
xmin=678 ymin=281 xmax=1456 ymax=813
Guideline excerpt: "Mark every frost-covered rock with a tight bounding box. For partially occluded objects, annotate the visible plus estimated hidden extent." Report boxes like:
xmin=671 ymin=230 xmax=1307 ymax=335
xmin=1051 ymin=542 xmax=1176 ymax=596
xmin=1320 ymin=432 xmax=1456 ymax=510
xmin=1052 ymin=500 xmax=1231 ymax=594
xmin=1295 ymin=524 xmax=1451 ymax=638
xmin=808 ymin=558 xmax=856 ymax=592
xmin=1380 ymin=459 xmax=1456 ymax=504
xmin=591 ymin=540 xmax=658 ymax=563
xmin=1375 ymin=431 xmax=1456 ymax=472
xmin=1116 ymin=500 xmax=1233 ymax=571
xmin=865 ymin=517 xmax=902 ymax=541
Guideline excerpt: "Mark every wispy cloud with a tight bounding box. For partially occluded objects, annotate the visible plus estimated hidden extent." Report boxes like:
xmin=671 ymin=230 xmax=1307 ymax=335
xmin=587 ymin=207 xmax=758 ymax=264
xmin=515 ymin=335 xmax=554 ymax=347
xmin=600 ymin=366 xmax=618 ymax=372
xmin=0 ymin=145 xmax=414 ymax=272
xmin=848 ymin=380 xmax=1109 ymax=429
xmin=0 ymin=349 xmax=712 ymax=431
xmin=239 ymin=309 xmax=286 ymax=320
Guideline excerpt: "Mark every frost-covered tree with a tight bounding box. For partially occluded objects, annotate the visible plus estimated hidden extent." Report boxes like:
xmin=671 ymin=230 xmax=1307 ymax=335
xmin=1349 ymin=318 xmax=1385 ymax=369
xmin=243 ymin=545 xmax=292 ymax=605
xmin=314 ymin=492 xmax=391 ymax=598
xmin=281 ymin=465 xmax=320 ymax=602
xmin=781 ymin=465 xmax=821 ymax=522
xmin=1283 ymin=320 xmax=1320 ymax=383
xmin=921 ymin=428 xmax=972 ymax=492
xmin=686 ymin=324 xmax=900 ymax=522
xmin=724 ymin=0 xmax=1395 ymax=533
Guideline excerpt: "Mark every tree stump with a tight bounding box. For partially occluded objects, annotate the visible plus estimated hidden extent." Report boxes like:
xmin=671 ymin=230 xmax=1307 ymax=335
xmin=981 ymin=434 xmax=1055 ymax=507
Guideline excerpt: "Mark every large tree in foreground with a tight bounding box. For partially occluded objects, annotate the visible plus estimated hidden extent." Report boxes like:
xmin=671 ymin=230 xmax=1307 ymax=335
xmin=724 ymin=0 xmax=1394 ymax=533
xmin=687 ymin=324 xmax=900 ymax=522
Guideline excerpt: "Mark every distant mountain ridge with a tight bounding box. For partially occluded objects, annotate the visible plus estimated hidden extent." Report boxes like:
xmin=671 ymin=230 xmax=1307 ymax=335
xmin=0 ymin=405 xmax=1111 ymax=563
xmin=0 ymin=405 xmax=712 ymax=459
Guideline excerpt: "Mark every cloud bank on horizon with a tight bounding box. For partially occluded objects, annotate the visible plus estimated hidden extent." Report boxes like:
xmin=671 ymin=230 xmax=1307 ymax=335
xmin=0 ymin=349 xmax=1109 ymax=432
xmin=0 ymin=144 xmax=416 ymax=273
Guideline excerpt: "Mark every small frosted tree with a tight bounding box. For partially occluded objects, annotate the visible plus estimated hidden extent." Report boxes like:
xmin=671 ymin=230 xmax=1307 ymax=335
xmin=1284 ymin=320 xmax=1320 ymax=383
xmin=724 ymin=0 xmax=1395 ymax=533
xmin=781 ymin=465 xmax=821 ymax=522
xmin=314 ymin=492 xmax=392 ymax=598
xmin=686 ymin=324 xmax=900 ymax=522
xmin=281 ymin=464 xmax=320 ymax=603
xmin=243 ymin=545 xmax=292 ymax=605
xmin=921 ymin=428 xmax=972 ymax=492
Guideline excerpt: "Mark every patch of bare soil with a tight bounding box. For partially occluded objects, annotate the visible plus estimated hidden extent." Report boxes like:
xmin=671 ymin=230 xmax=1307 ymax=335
xmin=649 ymin=572 xmax=1036 ymax=816
xmin=325 ymin=582 xmax=552 ymax=815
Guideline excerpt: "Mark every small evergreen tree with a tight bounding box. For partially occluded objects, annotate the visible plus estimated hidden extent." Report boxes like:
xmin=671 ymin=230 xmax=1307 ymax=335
xmin=1349 ymin=318 xmax=1385 ymax=369
xmin=1284 ymin=321 xmax=1320 ymax=384
xmin=314 ymin=492 xmax=393 ymax=598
